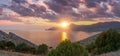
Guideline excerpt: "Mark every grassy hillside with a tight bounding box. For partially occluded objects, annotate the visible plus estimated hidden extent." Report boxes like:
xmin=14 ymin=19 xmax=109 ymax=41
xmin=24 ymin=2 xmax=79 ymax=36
xmin=78 ymin=34 xmax=99 ymax=45
xmin=0 ymin=50 xmax=42 ymax=56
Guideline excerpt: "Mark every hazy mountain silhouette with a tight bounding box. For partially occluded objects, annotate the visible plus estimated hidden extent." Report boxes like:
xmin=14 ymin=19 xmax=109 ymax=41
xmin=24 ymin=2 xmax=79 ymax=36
xmin=70 ymin=21 xmax=120 ymax=32
xmin=48 ymin=21 xmax=120 ymax=32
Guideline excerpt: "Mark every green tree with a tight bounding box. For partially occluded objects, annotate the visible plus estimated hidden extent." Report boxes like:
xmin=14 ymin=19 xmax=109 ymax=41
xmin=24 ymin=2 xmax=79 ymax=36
xmin=47 ymin=41 xmax=88 ymax=56
xmin=15 ymin=43 xmax=35 ymax=53
xmin=86 ymin=29 xmax=120 ymax=55
xmin=6 ymin=41 xmax=15 ymax=50
xmin=0 ymin=41 xmax=7 ymax=49
xmin=37 ymin=44 xmax=48 ymax=54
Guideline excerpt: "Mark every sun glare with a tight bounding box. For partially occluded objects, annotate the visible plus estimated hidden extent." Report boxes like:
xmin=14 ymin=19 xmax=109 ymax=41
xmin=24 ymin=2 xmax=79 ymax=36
xmin=62 ymin=32 xmax=69 ymax=41
xmin=60 ymin=22 xmax=70 ymax=28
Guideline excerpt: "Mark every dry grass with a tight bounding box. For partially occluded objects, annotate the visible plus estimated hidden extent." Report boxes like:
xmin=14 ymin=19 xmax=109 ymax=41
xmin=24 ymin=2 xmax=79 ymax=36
xmin=97 ymin=50 xmax=120 ymax=56
xmin=0 ymin=50 xmax=44 ymax=56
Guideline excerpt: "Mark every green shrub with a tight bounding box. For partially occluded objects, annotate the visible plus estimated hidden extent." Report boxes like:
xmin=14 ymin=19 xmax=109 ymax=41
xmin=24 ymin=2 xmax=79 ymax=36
xmin=37 ymin=44 xmax=48 ymax=54
xmin=0 ymin=41 xmax=7 ymax=49
xmin=15 ymin=43 xmax=36 ymax=53
xmin=0 ymin=41 xmax=15 ymax=50
xmin=6 ymin=41 xmax=15 ymax=50
xmin=86 ymin=29 xmax=120 ymax=55
xmin=47 ymin=41 xmax=88 ymax=56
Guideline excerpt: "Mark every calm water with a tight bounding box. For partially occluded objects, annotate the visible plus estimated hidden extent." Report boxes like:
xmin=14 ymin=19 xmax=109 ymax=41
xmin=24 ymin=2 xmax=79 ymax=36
xmin=5 ymin=30 xmax=98 ymax=47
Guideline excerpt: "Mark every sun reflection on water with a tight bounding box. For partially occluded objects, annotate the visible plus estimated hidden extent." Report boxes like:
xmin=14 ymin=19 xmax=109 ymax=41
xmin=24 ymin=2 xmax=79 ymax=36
xmin=62 ymin=32 xmax=69 ymax=41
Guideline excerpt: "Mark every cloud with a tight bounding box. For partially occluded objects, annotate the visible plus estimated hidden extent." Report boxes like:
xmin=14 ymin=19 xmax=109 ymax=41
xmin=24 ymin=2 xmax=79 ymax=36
xmin=0 ymin=0 xmax=12 ymax=6
xmin=12 ymin=0 xmax=27 ymax=4
xmin=45 ymin=0 xmax=80 ymax=13
xmin=0 ymin=20 xmax=24 ymax=25
xmin=44 ymin=0 xmax=120 ymax=20
xmin=9 ymin=0 xmax=58 ymax=21
xmin=0 ymin=16 xmax=22 ymax=22
xmin=1 ymin=0 xmax=120 ymax=22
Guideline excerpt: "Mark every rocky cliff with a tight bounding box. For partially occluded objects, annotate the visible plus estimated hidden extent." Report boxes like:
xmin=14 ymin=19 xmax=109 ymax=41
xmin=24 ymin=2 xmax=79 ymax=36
xmin=0 ymin=30 xmax=37 ymax=48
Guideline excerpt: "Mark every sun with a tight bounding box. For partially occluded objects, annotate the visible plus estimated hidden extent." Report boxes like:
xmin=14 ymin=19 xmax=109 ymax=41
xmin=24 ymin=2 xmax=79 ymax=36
xmin=60 ymin=21 xmax=70 ymax=28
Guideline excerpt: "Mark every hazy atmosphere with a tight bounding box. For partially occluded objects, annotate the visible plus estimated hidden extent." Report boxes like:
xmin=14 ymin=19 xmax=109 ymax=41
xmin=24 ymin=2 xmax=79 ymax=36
xmin=0 ymin=0 xmax=120 ymax=56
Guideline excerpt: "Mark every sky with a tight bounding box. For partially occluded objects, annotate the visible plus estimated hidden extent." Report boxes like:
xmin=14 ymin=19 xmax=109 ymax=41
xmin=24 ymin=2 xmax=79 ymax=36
xmin=0 ymin=0 xmax=120 ymax=30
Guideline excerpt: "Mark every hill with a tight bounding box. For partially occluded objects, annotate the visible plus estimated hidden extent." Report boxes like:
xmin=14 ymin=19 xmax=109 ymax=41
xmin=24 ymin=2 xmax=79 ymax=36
xmin=0 ymin=50 xmax=40 ymax=56
xmin=78 ymin=29 xmax=120 ymax=56
xmin=48 ymin=21 xmax=120 ymax=32
xmin=78 ymin=29 xmax=120 ymax=45
xmin=0 ymin=30 xmax=37 ymax=48
xmin=78 ymin=34 xmax=99 ymax=45
xmin=70 ymin=21 xmax=120 ymax=32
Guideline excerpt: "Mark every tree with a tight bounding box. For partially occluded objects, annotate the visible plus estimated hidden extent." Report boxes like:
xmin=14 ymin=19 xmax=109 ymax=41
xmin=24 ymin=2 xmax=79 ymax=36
xmin=86 ymin=29 xmax=120 ymax=55
xmin=0 ymin=41 xmax=7 ymax=49
xmin=37 ymin=44 xmax=48 ymax=54
xmin=6 ymin=41 xmax=15 ymax=50
xmin=15 ymin=43 xmax=35 ymax=53
xmin=47 ymin=41 xmax=88 ymax=56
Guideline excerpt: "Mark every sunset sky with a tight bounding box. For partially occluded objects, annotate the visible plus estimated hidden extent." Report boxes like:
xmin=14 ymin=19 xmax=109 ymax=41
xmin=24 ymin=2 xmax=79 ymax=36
xmin=0 ymin=0 xmax=120 ymax=30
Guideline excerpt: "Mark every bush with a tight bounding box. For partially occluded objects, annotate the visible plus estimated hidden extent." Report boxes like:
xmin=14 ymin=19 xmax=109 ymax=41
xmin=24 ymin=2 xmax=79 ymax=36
xmin=47 ymin=41 xmax=88 ymax=56
xmin=15 ymin=43 xmax=36 ymax=53
xmin=37 ymin=44 xmax=48 ymax=54
xmin=6 ymin=41 xmax=15 ymax=50
xmin=0 ymin=41 xmax=15 ymax=50
xmin=0 ymin=41 xmax=7 ymax=49
xmin=0 ymin=41 xmax=36 ymax=54
xmin=86 ymin=29 xmax=120 ymax=55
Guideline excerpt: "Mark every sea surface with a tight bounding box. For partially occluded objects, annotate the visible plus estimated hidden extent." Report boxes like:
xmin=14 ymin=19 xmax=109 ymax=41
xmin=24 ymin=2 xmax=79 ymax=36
xmin=4 ymin=30 xmax=98 ymax=47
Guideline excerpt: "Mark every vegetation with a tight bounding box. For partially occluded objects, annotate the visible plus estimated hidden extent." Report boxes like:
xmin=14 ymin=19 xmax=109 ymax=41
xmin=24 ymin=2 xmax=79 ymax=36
xmin=37 ymin=44 xmax=48 ymax=54
xmin=0 ymin=40 xmax=49 ymax=55
xmin=0 ymin=41 xmax=7 ymax=49
xmin=47 ymin=40 xmax=88 ymax=56
xmin=15 ymin=43 xmax=36 ymax=54
xmin=86 ymin=29 xmax=120 ymax=55
xmin=0 ymin=41 xmax=15 ymax=50
xmin=6 ymin=41 xmax=15 ymax=50
xmin=1 ymin=29 xmax=120 ymax=56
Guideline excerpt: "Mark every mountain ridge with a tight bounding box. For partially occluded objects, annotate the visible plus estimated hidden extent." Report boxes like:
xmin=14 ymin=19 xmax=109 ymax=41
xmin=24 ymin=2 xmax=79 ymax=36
xmin=70 ymin=21 xmax=120 ymax=32
xmin=0 ymin=30 xmax=37 ymax=48
xmin=48 ymin=21 xmax=120 ymax=32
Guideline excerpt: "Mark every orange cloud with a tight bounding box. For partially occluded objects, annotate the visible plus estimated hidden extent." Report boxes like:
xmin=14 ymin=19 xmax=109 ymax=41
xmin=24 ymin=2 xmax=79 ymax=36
xmin=0 ymin=20 xmax=24 ymax=25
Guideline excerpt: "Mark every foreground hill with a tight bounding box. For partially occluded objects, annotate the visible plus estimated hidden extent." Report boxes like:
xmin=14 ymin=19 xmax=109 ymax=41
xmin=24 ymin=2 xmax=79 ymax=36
xmin=78 ymin=29 xmax=120 ymax=56
xmin=0 ymin=30 xmax=37 ymax=48
xmin=78 ymin=34 xmax=99 ymax=45
xmin=98 ymin=50 xmax=120 ymax=56
xmin=78 ymin=29 xmax=120 ymax=45
xmin=0 ymin=50 xmax=44 ymax=56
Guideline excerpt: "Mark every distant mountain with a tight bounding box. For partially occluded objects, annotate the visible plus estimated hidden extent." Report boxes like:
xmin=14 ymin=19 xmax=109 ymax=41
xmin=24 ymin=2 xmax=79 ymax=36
xmin=0 ymin=30 xmax=37 ymax=47
xmin=70 ymin=21 xmax=120 ymax=32
xmin=48 ymin=21 xmax=120 ymax=32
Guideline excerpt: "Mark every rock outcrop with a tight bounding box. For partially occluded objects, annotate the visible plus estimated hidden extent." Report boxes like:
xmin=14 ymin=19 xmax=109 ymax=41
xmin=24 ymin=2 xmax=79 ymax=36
xmin=0 ymin=30 xmax=37 ymax=48
xmin=0 ymin=30 xmax=9 ymax=41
